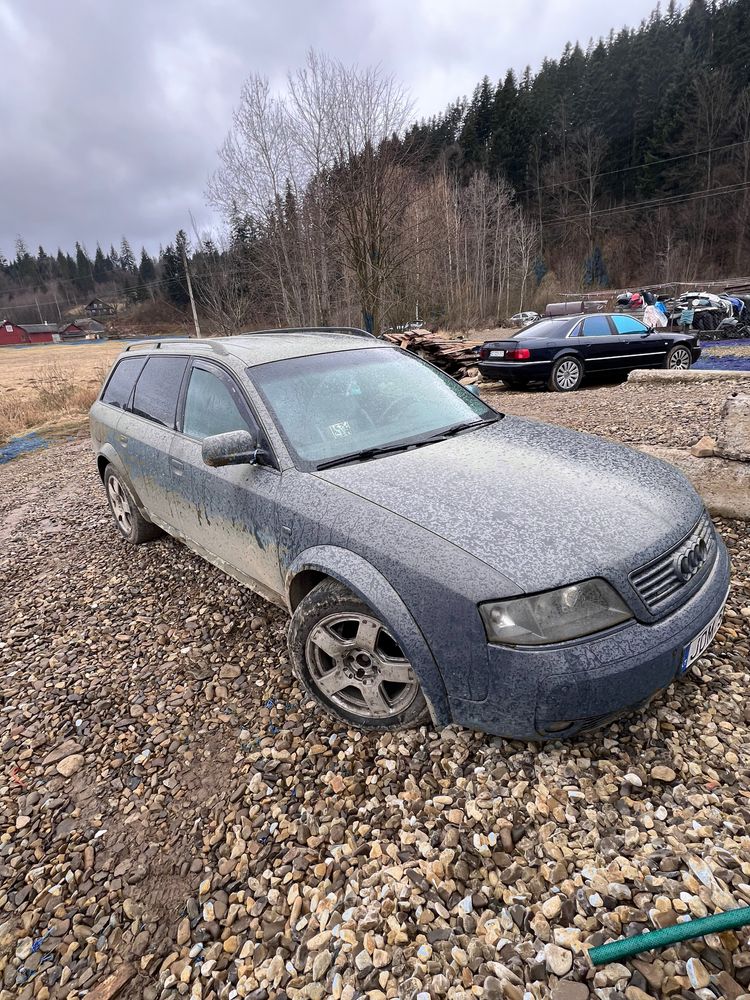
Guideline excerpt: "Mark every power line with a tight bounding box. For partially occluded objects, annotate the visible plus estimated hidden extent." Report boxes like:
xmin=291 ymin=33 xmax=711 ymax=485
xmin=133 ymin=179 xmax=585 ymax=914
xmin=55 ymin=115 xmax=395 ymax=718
xmin=542 ymin=179 xmax=750 ymax=227
xmin=516 ymin=138 xmax=750 ymax=200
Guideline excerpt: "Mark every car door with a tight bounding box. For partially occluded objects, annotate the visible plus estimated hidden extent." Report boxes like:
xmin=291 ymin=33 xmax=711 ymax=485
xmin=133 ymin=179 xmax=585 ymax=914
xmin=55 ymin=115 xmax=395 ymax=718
xmin=169 ymin=359 xmax=284 ymax=600
xmin=611 ymin=314 xmax=670 ymax=369
xmin=577 ymin=314 xmax=620 ymax=371
xmin=120 ymin=354 xmax=189 ymax=528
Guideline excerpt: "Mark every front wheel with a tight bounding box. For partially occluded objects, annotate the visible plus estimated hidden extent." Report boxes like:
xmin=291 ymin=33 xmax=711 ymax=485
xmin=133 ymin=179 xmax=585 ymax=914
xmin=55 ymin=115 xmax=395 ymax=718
xmin=548 ymin=355 xmax=583 ymax=392
xmin=665 ymin=345 xmax=692 ymax=370
xmin=288 ymin=579 xmax=430 ymax=731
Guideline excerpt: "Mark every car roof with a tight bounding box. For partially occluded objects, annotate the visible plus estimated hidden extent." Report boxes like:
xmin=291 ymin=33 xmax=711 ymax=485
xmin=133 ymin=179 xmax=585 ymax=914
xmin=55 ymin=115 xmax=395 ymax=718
xmin=119 ymin=327 xmax=390 ymax=367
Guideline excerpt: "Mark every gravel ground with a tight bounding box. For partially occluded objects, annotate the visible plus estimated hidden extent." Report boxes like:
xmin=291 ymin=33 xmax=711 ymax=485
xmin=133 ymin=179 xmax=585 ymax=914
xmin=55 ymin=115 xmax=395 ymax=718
xmin=2 ymin=388 xmax=750 ymax=1000
xmin=482 ymin=375 xmax=750 ymax=449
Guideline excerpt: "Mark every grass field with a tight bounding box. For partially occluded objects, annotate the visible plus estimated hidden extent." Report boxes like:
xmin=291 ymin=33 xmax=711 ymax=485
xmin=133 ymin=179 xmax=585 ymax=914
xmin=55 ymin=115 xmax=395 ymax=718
xmin=0 ymin=341 xmax=125 ymax=443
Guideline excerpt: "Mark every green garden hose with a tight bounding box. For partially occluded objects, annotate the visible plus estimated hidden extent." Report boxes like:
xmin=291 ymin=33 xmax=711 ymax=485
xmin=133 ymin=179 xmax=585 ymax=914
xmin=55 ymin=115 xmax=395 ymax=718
xmin=589 ymin=905 xmax=750 ymax=966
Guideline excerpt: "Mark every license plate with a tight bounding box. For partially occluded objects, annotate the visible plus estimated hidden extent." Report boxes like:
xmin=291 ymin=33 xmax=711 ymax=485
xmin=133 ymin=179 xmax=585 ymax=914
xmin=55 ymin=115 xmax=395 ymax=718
xmin=490 ymin=350 xmax=505 ymax=358
xmin=680 ymin=598 xmax=727 ymax=674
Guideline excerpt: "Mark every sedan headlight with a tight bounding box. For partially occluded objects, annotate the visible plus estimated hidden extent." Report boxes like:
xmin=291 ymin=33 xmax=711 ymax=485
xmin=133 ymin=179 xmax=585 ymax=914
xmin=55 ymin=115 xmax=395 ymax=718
xmin=480 ymin=579 xmax=632 ymax=646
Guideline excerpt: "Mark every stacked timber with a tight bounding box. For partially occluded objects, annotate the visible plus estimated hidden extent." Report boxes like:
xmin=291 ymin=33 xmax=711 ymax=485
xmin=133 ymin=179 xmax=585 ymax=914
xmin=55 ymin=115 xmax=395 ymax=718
xmin=382 ymin=329 xmax=484 ymax=380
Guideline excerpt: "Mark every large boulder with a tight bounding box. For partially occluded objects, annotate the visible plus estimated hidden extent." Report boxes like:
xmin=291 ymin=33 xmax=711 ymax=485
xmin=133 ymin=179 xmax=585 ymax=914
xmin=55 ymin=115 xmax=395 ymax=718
xmin=716 ymin=393 xmax=750 ymax=462
xmin=637 ymin=446 xmax=750 ymax=520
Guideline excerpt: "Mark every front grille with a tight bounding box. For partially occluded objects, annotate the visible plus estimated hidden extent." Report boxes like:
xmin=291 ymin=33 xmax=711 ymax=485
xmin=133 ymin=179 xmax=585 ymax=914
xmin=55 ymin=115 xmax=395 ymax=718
xmin=630 ymin=513 xmax=715 ymax=610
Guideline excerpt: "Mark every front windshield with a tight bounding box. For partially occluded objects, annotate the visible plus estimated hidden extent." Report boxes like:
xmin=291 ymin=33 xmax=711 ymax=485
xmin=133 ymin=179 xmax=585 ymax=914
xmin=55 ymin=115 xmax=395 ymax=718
xmin=250 ymin=347 xmax=496 ymax=468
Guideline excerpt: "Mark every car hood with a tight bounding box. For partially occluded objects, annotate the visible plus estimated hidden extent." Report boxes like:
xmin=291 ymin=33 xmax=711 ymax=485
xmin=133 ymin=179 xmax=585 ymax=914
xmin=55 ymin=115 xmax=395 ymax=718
xmin=314 ymin=415 xmax=703 ymax=594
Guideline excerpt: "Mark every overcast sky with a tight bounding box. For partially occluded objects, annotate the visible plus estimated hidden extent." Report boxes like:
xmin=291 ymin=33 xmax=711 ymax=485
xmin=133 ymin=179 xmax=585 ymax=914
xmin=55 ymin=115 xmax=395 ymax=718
xmin=0 ymin=0 xmax=659 ymax=260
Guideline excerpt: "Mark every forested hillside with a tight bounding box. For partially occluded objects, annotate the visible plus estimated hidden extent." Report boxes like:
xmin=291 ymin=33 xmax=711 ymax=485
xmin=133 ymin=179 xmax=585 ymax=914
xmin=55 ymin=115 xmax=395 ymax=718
xmin=3 ymin=0 xmax=749 ymax=333
xmin=403 ymin=0 xmax=750 ymax=290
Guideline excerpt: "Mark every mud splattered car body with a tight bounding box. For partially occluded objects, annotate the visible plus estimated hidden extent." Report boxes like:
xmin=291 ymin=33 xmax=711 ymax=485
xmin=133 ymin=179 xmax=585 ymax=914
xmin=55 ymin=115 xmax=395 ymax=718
xmin=90 ymin=330 xmax=730 ymax=738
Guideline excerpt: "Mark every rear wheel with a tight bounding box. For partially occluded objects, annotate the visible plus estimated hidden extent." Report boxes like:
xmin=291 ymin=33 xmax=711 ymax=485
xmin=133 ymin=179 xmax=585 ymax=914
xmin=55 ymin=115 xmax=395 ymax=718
xmin=289 ymin=579 xmax=430 ymax=731
xmin=665 ymin=345 xmax=692 ymax=370
xmin=548 ymin=355 xmax=583 ymax=392
xmin=103 ymin=466 xmax=160 ymax=544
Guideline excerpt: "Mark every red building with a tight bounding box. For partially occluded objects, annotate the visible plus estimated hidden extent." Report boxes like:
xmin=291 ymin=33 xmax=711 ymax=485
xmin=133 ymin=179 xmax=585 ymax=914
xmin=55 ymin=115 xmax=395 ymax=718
xmin=0 ymin=321 xmax=56 ymax=345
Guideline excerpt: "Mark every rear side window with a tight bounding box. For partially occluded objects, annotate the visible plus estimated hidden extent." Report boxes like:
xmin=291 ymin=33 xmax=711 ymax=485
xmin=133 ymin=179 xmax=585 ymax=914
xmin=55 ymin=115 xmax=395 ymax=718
xmin=612 ymin=315 xmax=649 ymax=335
xmin=581 ymin=315 xmax=612 ymax=337
xmin=101 ymin=357 xmax=147 ymax=409
xmin=182 ymin=366 xmax=254 ymax=440
xmin=132 ymin=356 xmax=188 ymax=428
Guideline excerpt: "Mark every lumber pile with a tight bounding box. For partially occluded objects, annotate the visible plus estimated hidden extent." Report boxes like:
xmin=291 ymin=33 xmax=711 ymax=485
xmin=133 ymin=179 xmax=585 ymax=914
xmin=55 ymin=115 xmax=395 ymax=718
xmin=383 ymin=329 xmax=483 ymax=380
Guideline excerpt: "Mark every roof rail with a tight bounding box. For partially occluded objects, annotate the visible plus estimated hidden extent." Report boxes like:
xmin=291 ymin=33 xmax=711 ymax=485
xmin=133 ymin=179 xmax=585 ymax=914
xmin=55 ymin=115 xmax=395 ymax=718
xmin=239 ymin=326 xmax=375 ymax=340
xmin=123 ymin=338 xmax=228 ymax=355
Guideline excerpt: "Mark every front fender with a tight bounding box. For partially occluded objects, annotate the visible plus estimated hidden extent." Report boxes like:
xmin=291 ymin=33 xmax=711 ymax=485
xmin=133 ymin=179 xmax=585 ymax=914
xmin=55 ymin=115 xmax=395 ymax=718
xmin=285 ymin=546 xmax=451 ymax=727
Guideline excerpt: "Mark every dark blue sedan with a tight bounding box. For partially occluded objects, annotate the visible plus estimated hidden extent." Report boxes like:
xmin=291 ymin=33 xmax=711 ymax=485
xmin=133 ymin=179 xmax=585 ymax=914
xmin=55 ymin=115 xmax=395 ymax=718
xmin=478 ymin=313 xmax=701 ymax=391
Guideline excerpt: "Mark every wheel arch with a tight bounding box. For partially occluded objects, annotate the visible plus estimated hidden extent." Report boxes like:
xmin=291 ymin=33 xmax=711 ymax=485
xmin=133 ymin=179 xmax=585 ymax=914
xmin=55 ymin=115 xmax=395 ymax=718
xmin=95 ymin=444 xmax=148 ymax=513
xmin=285 ymin=546 xmax=451 ymax=727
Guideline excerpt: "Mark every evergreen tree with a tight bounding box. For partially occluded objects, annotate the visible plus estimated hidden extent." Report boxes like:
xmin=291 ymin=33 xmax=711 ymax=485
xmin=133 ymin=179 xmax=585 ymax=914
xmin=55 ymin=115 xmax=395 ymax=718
xmin=74 ymin=242 xmax=95 ymax=294
xmin=119 ymin=237 xmax=136 ymax=272
xmin=93 ymin=245 xmax=108 ymax=284
xmin=137 ymin=249 xmax=157 ymax=300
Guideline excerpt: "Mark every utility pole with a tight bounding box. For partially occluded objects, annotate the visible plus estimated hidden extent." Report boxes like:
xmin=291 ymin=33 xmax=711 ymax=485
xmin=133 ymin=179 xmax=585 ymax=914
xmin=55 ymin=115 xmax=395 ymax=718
xmin=181 ymin=242 xmax=201 ymax=339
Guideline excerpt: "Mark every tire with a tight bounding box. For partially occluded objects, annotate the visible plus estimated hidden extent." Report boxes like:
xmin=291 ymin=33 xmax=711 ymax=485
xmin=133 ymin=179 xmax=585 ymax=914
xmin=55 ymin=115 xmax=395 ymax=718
xmin=103 ymin=465 xmax=161 ymax=544
xmin=288 ymin=579 xmax=431 ymax=731
xmin=548 ymin=355 xmax=583 ymax=392
xmin=665 ymin=344 xmax=692 ymax=371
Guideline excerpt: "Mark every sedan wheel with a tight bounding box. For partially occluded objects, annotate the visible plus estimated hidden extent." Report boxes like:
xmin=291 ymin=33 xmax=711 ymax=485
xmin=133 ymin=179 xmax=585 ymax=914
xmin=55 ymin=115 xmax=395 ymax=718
xmin=667 ymin=345 xmax=692 ymax=370
xmin=289 ymin=579 xmax=430 ymax=730
xmin=549 ymin=356 xmax=583 ymax=392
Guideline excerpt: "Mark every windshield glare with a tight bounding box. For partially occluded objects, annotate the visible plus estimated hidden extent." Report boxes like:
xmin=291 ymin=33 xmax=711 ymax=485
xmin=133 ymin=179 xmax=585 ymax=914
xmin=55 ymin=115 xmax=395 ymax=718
xmin=249 ymin=347 xmax=495 ymax=467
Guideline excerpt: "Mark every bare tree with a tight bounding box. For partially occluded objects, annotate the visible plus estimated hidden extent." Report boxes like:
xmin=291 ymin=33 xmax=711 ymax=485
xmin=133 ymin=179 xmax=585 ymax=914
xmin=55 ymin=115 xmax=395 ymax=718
xmin=208 ymin=51 xmax=418 ymax=335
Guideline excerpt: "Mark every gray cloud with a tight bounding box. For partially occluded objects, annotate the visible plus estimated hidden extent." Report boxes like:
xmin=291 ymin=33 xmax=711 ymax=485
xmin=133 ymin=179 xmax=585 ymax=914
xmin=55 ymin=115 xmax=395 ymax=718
xmin=0 ymin=0 xmax=658 ymax=258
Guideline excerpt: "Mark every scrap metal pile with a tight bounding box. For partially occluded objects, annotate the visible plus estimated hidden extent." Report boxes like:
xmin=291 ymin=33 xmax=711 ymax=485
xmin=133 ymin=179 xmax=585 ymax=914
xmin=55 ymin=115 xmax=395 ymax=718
xmin=382 ymin=328 xmax=482 ymax=379
xmin=617 ymin=288 xmax=750 ymax=340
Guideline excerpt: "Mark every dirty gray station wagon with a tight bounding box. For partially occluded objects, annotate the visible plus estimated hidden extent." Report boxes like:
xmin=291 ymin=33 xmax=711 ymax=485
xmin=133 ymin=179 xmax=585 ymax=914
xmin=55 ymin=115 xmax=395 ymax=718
xmin=90 ymin=328 xmax=730 ymax=739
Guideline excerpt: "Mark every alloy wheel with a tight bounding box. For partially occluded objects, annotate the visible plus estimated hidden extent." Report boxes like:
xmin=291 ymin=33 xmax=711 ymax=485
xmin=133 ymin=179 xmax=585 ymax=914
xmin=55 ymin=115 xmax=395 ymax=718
xmin=107 ymin=474 xmax=133 ymax=536
xmin=669 ymin=347 xmax=691 ymax=370
xmin=306 ymin=612 xmax=419 ymax=719
xmin=555 ymin=358 xmax=581 ymax=390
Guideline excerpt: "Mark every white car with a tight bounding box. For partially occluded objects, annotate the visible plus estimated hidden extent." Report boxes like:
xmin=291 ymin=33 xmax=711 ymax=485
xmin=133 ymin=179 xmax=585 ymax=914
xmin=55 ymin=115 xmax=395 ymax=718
xmin=510 ymin=311 xmax=540 ymax=328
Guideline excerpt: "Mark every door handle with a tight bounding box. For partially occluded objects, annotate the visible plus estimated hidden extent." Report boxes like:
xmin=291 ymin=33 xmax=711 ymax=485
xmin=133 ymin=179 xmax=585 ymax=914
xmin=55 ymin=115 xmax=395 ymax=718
xmin=170 ymin=457 xmax=184 ymax=476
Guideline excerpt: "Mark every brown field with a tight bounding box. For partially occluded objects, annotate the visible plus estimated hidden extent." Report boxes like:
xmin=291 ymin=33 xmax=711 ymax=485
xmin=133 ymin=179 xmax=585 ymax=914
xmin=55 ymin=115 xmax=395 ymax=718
xmin=0 ymin=341 xmax=126 ymax=443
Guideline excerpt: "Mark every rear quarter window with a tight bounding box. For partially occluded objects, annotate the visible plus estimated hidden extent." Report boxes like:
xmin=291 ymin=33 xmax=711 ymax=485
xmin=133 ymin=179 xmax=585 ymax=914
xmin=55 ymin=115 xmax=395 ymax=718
xmin=101 ymin=356 xmax=147 ymax=409
xmin=132 ymin=356 xmax=189 ymax=428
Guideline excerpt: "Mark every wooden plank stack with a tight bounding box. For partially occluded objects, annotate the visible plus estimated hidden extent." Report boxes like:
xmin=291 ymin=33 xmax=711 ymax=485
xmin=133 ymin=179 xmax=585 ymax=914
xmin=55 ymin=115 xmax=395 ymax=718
xmin=382 ymin=329 xmax=484 ymax=380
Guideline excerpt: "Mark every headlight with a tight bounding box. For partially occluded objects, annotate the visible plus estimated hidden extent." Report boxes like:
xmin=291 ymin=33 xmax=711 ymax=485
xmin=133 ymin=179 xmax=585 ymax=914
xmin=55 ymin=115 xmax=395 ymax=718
xmin=480 ymin=579 xmax=632 ymax=646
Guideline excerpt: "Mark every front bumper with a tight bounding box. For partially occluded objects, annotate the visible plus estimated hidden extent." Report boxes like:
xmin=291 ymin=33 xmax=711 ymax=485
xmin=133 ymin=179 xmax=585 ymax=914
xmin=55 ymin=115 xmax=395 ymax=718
xmin=448 ymin=535 xmax=731 ymax=740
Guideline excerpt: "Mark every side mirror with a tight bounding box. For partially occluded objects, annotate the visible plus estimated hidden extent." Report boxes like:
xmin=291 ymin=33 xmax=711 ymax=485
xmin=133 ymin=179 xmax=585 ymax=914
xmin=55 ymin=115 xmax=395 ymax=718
xmin=465 ymin=384 xmax=480 ymax=397
xmin=201 ymin=429 xmax=259 ymax=468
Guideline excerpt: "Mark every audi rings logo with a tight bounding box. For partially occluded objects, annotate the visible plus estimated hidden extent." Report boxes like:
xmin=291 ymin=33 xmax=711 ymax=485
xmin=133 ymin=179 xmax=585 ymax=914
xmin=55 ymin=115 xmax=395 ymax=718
xmin=673 ymin=537 xmax=708 ymax=583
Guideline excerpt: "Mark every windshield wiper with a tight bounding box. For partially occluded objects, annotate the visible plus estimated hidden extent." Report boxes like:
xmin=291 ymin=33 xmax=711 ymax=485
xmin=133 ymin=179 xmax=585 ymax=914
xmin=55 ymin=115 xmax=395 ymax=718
xmin=316 ymin=417 xmax=498 ymax=471
xmin=316 ymin=442 xmax=414 ymax=470
xmin=423 ymin=415 xmax=498 ymax=443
